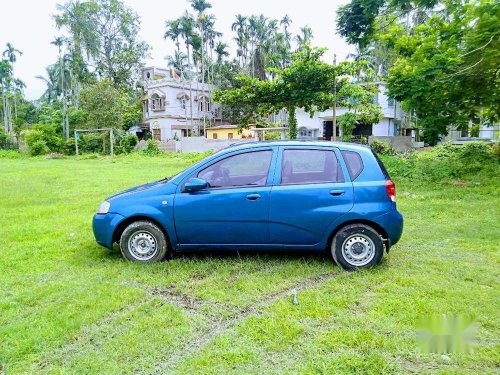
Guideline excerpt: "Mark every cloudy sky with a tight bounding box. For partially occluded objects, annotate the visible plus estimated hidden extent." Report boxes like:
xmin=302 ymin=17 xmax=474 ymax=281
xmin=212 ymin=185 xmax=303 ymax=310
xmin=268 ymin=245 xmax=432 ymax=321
xmin=0 ymin=0 xmax=354 ymax=100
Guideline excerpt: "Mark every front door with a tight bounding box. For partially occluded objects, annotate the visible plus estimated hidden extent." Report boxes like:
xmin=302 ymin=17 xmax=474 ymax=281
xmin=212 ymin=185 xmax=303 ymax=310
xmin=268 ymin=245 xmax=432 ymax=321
xmin=174 ymin=149 xmax=275 ymax=246
xmin=269 ymin=147 xmax=354 ymax=245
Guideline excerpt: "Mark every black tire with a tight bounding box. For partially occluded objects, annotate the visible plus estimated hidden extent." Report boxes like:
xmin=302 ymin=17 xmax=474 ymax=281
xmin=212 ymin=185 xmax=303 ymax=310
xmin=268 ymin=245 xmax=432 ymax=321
xmin=331 ymin=224 xmax=384 ymax=271
xmin=119 ymin=221 xmax=170 ymax=263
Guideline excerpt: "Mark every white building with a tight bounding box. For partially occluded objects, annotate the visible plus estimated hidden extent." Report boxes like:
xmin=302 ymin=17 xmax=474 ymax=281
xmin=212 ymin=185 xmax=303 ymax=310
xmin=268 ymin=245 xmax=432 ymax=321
xmin=141 ymin=67 xmax=220 ymax=141
xmin=295 ymin=82 xmax=404 ymax=140
xmin=444 ymin=123 xmax=499 ymax=143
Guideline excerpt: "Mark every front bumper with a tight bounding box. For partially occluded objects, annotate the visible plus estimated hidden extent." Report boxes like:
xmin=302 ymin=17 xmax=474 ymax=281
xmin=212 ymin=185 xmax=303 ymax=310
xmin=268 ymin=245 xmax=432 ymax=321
xmin=92 ymin=213 xmax=125 ymax=249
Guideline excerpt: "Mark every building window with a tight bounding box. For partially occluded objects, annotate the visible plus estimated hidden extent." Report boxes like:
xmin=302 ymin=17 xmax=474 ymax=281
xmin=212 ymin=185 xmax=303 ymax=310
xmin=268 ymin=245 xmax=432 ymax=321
xmin=178 ymin=93 xmax=189 ymax=109
xmin=228 ymin=133 xmax=233 ymax=139
xmin=298 ymin=127 xmax=313 ymax=138
xmin=387 ymin=97 xmax=395 ymax=107
xmin=151 ymin=94 xmax=165 ymax=111
xmin=199 ymin=97 xmax=210 ymax=112
xmin=213 ymin=133 xmax=218 ymax=139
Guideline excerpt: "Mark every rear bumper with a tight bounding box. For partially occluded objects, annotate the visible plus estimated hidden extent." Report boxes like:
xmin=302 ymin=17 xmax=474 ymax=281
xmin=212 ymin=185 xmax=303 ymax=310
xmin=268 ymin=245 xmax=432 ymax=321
xmin=92 ymin=213 xmax=125 ymax=249
xmin=376 ymin=209 xmax=404 ymax=249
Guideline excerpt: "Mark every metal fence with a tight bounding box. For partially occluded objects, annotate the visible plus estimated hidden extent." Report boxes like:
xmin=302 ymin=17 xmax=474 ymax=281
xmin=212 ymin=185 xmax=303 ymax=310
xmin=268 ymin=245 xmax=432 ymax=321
xmin=0 ymin=141 xmax=19 ymax=150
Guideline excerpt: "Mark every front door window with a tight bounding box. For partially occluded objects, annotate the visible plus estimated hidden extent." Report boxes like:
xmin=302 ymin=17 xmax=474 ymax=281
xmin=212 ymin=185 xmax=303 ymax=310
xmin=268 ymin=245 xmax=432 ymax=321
xmin=198 ymin=150 xmax=272 ymax=188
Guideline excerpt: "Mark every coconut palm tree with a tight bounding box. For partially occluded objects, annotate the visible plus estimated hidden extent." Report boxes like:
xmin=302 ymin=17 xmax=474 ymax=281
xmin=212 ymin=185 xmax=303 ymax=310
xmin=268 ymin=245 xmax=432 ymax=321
xmin=51 ymin=37 xmax=70 ymax=140
xmin=190 ymin=0 xmax=213 ymax=135
xmin=215 ymin=41 xmax=229 ymax=63
xmin=179 ymin=12 xmax=197 ymax=131
xmin=2 ymin=43 xmax=22 ymax=65
xmin=164 ymin=19 xmax=183 ymax=56
xmin=166 ymin=51 xmax=188 ymax=72
xmin=231 ymin=14 xmax=248 ymax=67
xmin=3 ymin=43 xmax=23 ymax=120
xmin=0 ymin=60 xmax=13 ymax=134
xmin=295 ymin=25 xmax=313 ymax=49
xmin=36 ymin=65 xmax=61 ymax=103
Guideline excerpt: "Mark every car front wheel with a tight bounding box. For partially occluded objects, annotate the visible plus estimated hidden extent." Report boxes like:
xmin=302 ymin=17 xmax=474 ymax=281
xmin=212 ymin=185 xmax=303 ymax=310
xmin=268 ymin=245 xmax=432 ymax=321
xmin=331 ymin=224 xmax=384 ymax=271
xmin=119 ymin=221 xmax=169 ymax=263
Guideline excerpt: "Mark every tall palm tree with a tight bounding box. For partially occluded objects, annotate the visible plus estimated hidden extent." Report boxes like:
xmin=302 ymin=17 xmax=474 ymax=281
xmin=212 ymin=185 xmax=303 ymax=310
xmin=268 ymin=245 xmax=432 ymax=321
xmin=166 ymin=51 xmax=188 ymax=72
xmin=280 ymin=15 xmax=292 ymax=35
xmin=51 ymin=37 xmax=69 ymax=140
xmin=190 ymin=0 xmax=213 ymax=136
xmin=0 ymin=60 xmax=13 ymax=134
xmin=280 ymin=15 xmax=292 ymax=68
xmin=231 ymin=14 xmax=247 ymax=67
xmin=2 ymin=43 xmax=22 ymax=65
xmin=3 ymin=43 xmax=23 ymax=120
xmin=179 ymin=12 xmax=196 ymax=131
xmin=215 ymin=41 xmax=229 ymax=63
xmin=295 ymin=25 xmax=313 ymax=49
xmin=164 ymin=19 xmax=183 ymax=56
xmin=36 ymin=65 xmax=60 ymax=103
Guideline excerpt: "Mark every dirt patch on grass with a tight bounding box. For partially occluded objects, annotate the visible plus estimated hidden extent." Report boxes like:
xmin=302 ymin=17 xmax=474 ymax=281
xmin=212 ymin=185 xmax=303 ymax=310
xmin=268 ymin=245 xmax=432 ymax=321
xmin=149 ymin=271 xmax=342 ymax=374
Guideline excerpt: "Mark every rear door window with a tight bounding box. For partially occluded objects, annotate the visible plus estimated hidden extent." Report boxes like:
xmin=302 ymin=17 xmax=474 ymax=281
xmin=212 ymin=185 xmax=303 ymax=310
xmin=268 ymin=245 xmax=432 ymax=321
xmin=371 ymin=150 xmax=391 ymax=179
xmin=281 ymin=149 xmax=344 ymax=184
xmin=341 ymin=150 xmax=364 ymax=180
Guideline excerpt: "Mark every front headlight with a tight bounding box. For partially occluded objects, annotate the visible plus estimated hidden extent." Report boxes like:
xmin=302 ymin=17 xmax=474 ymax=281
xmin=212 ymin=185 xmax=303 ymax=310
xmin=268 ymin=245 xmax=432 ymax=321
xmin=96 ymin=201 xmax=111 ymax=214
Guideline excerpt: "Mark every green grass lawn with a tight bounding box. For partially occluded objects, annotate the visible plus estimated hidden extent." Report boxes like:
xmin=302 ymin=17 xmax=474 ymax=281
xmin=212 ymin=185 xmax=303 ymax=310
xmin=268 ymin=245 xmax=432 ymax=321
xmin=0 ymin=154 xmax=499 ymax=374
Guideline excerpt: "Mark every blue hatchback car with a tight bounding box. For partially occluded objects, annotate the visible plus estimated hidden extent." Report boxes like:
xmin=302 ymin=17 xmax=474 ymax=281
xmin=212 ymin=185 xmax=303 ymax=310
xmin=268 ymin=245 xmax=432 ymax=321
xmin=93 ymin=141 xmax=403 ymax=270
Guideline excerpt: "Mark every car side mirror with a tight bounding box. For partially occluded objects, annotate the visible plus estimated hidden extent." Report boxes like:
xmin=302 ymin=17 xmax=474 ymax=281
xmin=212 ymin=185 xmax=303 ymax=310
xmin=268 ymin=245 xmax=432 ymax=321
xmin=184 ymin=178 xmax=208 ymax=192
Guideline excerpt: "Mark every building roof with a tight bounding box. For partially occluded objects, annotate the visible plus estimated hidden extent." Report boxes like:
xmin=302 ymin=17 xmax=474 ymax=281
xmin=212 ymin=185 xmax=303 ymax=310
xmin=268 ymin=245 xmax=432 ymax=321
xmin=206 ymin=125 xmax=239 ymax=130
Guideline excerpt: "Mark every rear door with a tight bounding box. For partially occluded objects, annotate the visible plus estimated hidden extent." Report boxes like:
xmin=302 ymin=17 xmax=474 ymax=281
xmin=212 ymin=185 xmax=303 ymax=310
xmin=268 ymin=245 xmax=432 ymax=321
xmin=269 ymin=146 xmax=354 ymax=245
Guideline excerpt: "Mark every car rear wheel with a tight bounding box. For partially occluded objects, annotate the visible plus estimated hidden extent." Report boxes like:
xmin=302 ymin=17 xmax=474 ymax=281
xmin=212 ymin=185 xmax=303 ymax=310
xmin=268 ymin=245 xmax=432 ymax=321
xmin=331 ymin=224 xmax=384 ymax=271
xmin=119 ymin=221 xmax=169 ymax=263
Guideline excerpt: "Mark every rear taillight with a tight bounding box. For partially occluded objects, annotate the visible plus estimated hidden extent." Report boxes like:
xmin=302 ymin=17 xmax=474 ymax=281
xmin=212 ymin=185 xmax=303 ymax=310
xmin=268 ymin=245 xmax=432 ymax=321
xmin=385 ymin=180 xmax=396 ymax=202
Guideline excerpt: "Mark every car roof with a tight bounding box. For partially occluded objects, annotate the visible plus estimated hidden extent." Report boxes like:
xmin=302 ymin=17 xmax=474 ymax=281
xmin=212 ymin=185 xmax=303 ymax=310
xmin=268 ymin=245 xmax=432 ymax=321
xmin=224 ymin=140 xmax=370 ymax=153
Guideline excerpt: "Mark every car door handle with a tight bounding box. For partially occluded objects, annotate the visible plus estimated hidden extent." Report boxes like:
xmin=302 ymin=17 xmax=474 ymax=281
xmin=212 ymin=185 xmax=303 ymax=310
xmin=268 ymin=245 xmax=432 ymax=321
xmin=246 ymin=193 xmax=261 ymax=201
xmin=329 ymin=190 xmax=345 ymax=196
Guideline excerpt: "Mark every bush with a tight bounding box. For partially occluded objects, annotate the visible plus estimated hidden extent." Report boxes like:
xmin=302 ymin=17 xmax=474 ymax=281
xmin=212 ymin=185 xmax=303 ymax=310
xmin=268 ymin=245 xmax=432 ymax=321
xmin=63 ymin=138 xmax=76 ymax=155
xmin=0 ymin=129 xmax=8 ymax=144
xmin=79 ymin=133 xmax=104 ymax=154
xmin=370 ymin=139 xmax=396 ymax=155
xmin=23 ymin=124 xmax=62 ymax=154
xmin=381 ymin=141 xmax=499 ymax=182
xmin=0 ymin=149 xmax=23 ymax=159
xmin=492 ymin=143 xmax=500 ymax=160
xmin=264 ymin=131 xmax=281 ymax=141
xmin=29 ymin=140 xmax=50 ymax=156
xmin=141 ymin=139 xmax=161 ymax=156
xmin=118 ymin=133 xmax=139 ymax=153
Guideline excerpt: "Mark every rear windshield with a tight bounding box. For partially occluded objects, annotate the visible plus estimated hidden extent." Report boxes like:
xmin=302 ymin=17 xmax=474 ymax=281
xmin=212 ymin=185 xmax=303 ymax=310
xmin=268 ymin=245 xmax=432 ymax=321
xmin=371 ymin=150 xmax=391 ymax=179
xmin=341 ymin=150 xmax=364 ymax=180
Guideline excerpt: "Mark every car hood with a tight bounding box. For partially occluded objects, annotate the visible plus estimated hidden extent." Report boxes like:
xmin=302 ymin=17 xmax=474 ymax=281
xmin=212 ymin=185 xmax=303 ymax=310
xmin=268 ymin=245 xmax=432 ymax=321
xmin=107 ymin=179 xmax=175 ymax=201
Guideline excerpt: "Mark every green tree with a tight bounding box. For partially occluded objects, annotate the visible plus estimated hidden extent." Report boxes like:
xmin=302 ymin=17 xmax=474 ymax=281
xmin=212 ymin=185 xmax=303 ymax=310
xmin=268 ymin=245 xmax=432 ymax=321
xmin=80 ymin=80 xmax=122 ymax=130
xmin=385 ymin=0 xmax=499 ymax=144
xmin=337 ymin=82 xmax=382 ymax=140
xmin=214 ymin=46 xmax=382 ymax=140
xmin=55 ymin=0 xmax=150 ymax=88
